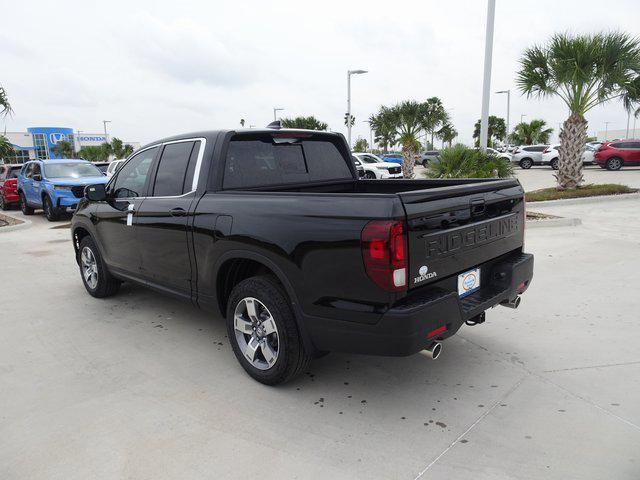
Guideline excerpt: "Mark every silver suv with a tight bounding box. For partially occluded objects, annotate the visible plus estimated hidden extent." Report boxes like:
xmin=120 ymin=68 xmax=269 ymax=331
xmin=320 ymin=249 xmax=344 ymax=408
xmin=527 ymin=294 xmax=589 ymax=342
xmin=511 ymin=145 xmax=549 ymax=169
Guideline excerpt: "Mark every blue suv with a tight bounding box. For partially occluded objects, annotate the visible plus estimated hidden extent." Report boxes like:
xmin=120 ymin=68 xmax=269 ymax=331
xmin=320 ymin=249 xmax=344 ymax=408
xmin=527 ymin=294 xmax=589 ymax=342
xmin=18 ymin=159 xmax=108 ymax=221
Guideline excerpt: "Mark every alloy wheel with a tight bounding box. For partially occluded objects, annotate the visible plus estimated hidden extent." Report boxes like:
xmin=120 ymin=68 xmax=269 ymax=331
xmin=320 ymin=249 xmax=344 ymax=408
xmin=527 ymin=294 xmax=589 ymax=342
xmin=233 ymin=297 xmax=280 ymax=370
xmin=607 ymin=158 xmax=622 ymax=170
xmin=81 ymin=246 xmax=99 ymax=289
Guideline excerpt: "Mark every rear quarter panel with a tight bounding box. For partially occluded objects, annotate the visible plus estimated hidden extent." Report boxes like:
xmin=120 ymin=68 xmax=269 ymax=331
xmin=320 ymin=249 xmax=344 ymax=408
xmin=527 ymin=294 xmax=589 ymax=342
xmin=192 ymin=191 xmax=405 ymax=324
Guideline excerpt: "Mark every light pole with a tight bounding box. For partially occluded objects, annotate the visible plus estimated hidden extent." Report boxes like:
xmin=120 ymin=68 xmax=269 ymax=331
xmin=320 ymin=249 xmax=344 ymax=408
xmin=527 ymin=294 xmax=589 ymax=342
xmin=495 ymin=90 xmax=510 ymax=145
xmin=604 ymin=121 xmax=611 ymax=141
xmin=102 ymin=120 xmax=111 ymax=145
xmin=347 ymin=69 xmax=368 ymax=148
xmin=362 ymin=120 xmax=373 ymax=151
xmin=478 ymin=0 xmax=496 ymax=152
xmin=520 ymin=114 xmax=527 ymax=124
xmin=626 ymin=111 xmax=630 ymax=139
xmin=273 ymin=108 xmax=284 ymax=121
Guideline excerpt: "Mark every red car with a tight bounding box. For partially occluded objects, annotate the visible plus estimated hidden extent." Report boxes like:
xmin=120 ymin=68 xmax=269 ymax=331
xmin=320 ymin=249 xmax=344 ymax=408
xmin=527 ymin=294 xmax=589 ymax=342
xmin=594 ymin=140 xmax=640 ymax=170
xmin=0 ymin=164 xmax=23 ymax=210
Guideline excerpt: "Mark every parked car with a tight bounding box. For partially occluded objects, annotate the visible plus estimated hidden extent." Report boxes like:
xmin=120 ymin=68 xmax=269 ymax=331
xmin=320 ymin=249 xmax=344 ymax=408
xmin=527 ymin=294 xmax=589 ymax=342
xmin=418 ymin=150 xmax=440 ymax=166
xmin=71 ymin=127 xmax=533 ymax=385
xmin=510 ymin=145 xmax=549 ymax=169
xmin=485 ymin=148 xmax=512 ymax=161
xmin=17 ymin=159 xmax=108 ymax=221
xmin=594 ymin=140 xmax=640 ymax=170
xmin=0 ymin=164 xmax=23 ymax=210
xmin=106 ymin=159 xmax=126 ymax=177
xmin=353 ymin=152 xmax=403 ymax=179
xmin=541 ymin=144 xmax=597 ymax=170
xmin=92 ymin=162 xmax=110 ymax=174
xmin=352 ymin=156 xmax=365 ymax=178
xmin=381 ymin=153 xmax=403 ymax=165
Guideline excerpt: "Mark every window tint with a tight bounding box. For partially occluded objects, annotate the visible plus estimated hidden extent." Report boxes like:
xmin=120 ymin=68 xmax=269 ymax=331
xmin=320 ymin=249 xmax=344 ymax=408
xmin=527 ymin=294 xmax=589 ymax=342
xmin=9 ymin=166 xmax=22 ymax=179
xmin=111 ymin=147 xmax=158 ymax=198
xmin=223 ymin=136 xmax=352 ymax=189
xmin=32 ymin=163 xmax=41 ymax=177
xmin=22 ymin=163 xmax=33 ymax=178
xmin=152 ymin=142 xmax=195 ymax=197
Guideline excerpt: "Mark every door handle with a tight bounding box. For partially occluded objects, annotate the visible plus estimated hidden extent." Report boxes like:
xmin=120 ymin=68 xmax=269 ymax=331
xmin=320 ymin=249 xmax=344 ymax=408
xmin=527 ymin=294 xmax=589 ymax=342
xmin=170 ymin=207 xmax=186 ymax=217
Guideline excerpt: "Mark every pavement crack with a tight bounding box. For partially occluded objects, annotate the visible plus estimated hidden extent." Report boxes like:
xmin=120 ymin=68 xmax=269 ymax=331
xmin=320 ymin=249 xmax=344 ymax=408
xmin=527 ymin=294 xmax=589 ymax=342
xmin=412 ymin=375 xmax=528 ymax=480
xmin=543 ymin=360 xmax=640 ymax=373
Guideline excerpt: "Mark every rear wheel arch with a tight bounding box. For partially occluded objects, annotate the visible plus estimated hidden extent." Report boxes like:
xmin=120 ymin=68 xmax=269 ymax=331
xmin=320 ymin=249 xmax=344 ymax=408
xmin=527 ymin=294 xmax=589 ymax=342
xmin=213 ymin=251 xmax=314 ymax=352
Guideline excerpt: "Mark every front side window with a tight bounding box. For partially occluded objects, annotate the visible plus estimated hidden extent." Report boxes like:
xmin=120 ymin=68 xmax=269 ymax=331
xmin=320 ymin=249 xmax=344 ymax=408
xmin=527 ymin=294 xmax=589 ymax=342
xmin=32 ymin=163 xmax=41 ymax=178
xmin=110 ymin=147 xmax=158 ymax=198
xmin=152 ymin=141 xmax=195 ymax=197
xmin=43 ymin=162 xmax=102 ymax=179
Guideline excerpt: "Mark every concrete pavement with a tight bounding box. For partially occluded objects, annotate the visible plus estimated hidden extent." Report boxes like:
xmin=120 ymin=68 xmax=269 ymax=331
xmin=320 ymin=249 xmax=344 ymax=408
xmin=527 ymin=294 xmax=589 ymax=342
xmin=1 ymin=199 xmax=639 ymax=479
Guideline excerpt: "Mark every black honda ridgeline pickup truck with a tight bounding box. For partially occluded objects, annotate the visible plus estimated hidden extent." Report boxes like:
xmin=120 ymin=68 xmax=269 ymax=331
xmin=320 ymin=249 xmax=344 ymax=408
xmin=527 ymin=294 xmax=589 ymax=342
xmin=72 ymin=126 xmax=533 ymax=384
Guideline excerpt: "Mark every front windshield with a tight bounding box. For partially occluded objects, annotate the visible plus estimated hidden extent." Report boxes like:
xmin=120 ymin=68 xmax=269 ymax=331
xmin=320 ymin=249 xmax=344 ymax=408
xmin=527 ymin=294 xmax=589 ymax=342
xmin=44 ymin=162 xmax=103 ymax=179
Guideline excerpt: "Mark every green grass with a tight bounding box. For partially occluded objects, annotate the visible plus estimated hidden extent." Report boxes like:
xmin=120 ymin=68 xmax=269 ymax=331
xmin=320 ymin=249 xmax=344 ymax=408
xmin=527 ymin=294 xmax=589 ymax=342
xmin=525 ymin=184 xmax=638 ymax=202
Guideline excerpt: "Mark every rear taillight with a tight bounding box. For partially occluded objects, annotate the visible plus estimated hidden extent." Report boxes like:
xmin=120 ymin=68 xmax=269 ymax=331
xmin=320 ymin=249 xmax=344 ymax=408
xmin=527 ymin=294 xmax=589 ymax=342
xmin=361 ymin=220 xmax=408 ymax=292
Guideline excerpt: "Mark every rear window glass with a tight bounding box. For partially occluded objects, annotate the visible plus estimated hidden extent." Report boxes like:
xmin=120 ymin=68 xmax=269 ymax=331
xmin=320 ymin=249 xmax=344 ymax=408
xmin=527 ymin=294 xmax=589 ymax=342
xmin=223 ymin=135 xmax=352 ymax=189
xmin=9 ymin=167 xmax=22 ymax=178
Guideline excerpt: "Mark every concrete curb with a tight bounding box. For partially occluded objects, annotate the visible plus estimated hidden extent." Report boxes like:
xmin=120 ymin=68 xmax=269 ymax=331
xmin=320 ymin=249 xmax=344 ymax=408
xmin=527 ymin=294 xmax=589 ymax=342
xmin=526 ymin=216 xmax=582 ymax=228
xmin=0 ymin=215 xmax=32 ymax=233
xmin=528 ymin=191 xmax=639 ymax=207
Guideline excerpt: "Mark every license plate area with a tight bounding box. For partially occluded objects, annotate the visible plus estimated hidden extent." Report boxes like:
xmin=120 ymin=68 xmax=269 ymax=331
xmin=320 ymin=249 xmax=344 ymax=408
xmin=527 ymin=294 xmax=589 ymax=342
xmin=458 ymin=268 xmax=480 ymax=297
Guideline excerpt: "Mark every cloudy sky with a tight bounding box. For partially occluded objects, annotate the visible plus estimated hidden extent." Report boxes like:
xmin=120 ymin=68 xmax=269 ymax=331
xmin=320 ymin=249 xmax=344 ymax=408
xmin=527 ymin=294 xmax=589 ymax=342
xmin=2 ymin=0 xmax=639 ymax=146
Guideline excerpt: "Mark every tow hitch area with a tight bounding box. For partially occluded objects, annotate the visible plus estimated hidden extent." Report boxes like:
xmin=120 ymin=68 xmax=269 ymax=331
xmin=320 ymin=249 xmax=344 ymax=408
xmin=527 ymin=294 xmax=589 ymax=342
xmin=465 ymin=312 xmax=486 ymax=326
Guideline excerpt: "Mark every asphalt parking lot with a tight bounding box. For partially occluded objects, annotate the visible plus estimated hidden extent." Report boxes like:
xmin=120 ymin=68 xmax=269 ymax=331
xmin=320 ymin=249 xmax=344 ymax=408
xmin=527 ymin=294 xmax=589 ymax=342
xmin=1 ymin=175 xmax=639 ymax=479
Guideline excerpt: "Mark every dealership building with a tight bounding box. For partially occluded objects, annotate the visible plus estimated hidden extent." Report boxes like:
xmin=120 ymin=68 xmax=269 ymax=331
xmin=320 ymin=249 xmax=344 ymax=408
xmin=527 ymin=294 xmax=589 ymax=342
xmin=3 ymin=127 xmax=140 ymax=163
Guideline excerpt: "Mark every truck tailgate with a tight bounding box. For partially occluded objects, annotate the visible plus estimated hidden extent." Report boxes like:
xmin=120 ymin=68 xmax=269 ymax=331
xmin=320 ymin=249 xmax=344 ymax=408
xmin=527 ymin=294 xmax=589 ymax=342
xmin=398 ymin=179 xmax=526 ymax=289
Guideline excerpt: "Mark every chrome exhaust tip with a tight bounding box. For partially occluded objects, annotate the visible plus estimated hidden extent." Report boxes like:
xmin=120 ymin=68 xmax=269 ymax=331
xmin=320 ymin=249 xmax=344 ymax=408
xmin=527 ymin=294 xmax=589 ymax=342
xmin=501 ymin=296 xmax=521 ymax=309
xmin=422 ymin=342 xmax=442 ymax=360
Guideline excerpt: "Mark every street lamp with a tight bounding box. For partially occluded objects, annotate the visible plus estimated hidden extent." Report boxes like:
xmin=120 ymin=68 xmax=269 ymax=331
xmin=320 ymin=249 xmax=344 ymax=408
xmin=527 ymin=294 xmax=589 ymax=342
xmin=362 ymin=120 xmax=373 ymax=151
xmin=495 ymin=90 xmax=510 ymax=144
xmin=478 ymin=0 xmax=496 ymax=151
xmin=102 ymin=120 xmax=111 ymax=144
xmin=347 ymin=69 xmax=368 ymax=148
xmin=273 ymin=108 xmax=284 ymax=121
xmin=604 ymin=121 xmax=611 ymax=141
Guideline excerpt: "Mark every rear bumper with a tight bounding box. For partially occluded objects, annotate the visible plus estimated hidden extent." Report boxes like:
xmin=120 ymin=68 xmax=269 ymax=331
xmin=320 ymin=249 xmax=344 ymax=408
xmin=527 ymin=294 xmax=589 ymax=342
xmin=306 ymin=251 xmax=534 ymax=356
xmin=2 ymin=193 xmax=20 ymax=204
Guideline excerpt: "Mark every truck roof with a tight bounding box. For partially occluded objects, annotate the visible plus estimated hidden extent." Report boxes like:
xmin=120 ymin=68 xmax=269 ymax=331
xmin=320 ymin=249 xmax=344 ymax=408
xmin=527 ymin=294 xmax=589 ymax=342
xmin=138 ymin=128 xmax=343 ymax=152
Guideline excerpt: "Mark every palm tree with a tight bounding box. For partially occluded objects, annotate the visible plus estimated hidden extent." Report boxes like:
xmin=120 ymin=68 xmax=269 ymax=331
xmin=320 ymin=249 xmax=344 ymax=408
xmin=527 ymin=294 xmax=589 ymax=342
xmin=508 ymin=119 xmax=553 ymax=145
xmin=369 ymin=110 xmax=397 ymax=153
xmin=473 ymin=116 xmax=506 ymax=147
xmin=353 ymin=138 xmax=369 ymax=152
xmin=281 ymin=116 xmax=329 ymax=130
xmin=437 ymin=122 xmax=458 ymax=148
xmin=0 ymin=134 xmax=15 ymax=162
xmin=517 ymin=31 xmax=640 ymax=189
xmin=0 ymin=86 xmax=12 ymax=117
xmin=423 ymin=97 xmax=448 ymax=148
xmin=382 ymin=101 xmax=428 ymax=178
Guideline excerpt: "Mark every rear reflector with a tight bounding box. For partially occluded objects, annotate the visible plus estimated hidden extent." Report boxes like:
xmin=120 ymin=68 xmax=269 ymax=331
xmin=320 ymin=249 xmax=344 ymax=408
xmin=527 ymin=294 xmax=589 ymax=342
xmin=427 ymin=325 xmax=447 ymax=339
xmin=517 ymin=281 xmax=526 ymax=293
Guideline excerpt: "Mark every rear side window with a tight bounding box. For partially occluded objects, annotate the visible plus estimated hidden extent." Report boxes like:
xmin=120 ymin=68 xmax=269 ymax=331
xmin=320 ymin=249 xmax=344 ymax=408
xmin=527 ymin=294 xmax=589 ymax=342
xmin=152 ymin=141 xmax=195 ymax=197
xmin=9 ymin=167 xmax=22 ymax=179
xmin=223 ymin=135 xmax=352 ymax=189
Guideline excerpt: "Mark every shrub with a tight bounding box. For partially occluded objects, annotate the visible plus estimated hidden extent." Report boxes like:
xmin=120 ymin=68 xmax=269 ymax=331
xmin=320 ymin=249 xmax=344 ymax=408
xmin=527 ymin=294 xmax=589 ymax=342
xmin=426 ymin=144 xmax=514 ymax=179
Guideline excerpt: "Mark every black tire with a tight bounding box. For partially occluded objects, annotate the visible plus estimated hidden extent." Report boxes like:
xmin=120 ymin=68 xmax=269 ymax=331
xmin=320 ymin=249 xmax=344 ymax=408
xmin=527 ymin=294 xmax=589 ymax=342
xmin=364 ymin=170 xmax=376 ymax=179
xmin=550 ymin=158 xmax=559 ymax=170
xmin=77 ymin=236 xmax=121 ymax=298
xmin=43 ymin=195 xmax=60 ymax=221
xmin=519 ymin=158 xmax=533 ymax=169
xmin=226 ymin=275 xmax=311 ymax=385
xmin=0 ymin=195 xmax=7 ymax=211
xmin=19 ymin=192 xmax=34 ymax=215
xmin=605 ymin=157 xmax=623 ymax=171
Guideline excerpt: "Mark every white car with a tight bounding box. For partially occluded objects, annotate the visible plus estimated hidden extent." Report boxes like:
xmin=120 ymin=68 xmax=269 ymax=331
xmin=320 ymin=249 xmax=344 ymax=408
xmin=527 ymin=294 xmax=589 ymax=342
xmin=485 ymin=147 xmax=512 ymax=160
xmin=105 ymin=159 xmax=126 ymax=177
xmin=541 ymin=144 xmax=596 ymax=170
xmin=352 ymin=153 xmax=403 ymax=179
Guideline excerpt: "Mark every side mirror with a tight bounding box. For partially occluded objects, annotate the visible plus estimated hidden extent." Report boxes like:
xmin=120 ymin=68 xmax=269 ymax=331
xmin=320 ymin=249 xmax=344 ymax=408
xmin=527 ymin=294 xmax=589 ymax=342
xmin=33 ymin=174 xmax=42 ymax=181
xmin=85 ymin=184 xmax=107 ymax=202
